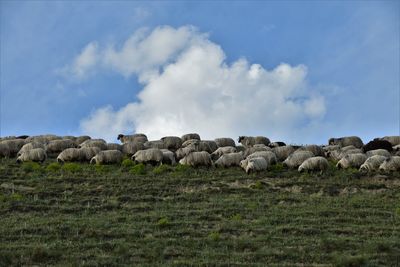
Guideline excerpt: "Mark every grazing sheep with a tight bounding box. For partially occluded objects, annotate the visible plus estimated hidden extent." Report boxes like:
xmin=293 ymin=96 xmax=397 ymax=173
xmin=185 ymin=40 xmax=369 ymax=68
xmin=182 ymin=139 xmax=199 ymax=147
xmin=379 ymin=156 xmax=400 ymax=172
xmin=214 ymin=138 xmax=236 ymax=148
xmin=161 ymin=136 xmax=182 ymax=151
xmin=79 ymin=139 xmax=107 ymax=150
xmin=0 ymin=142 xmax=11 ymax=158
xmin=240 ymin=157 xmax=268 ymax=174
xmin=90 ymin=150 xmax=123 ymax=165
xmin=214 ymin=152 xmax=244 ymax=168
xmin=132 ymin=148 xmax=163 ymax=165
xmin=381 ymin=136 xmax=400 ymax=146
xmin=268 ymin=141 xmax=286 ymax=148
xmin=238 ymin=136 xmax=270 ymax=148
xmin=57 ymin=148 xmax=82 ymax=163
xmin=328 ymin=136 xmax=363 ymax=148
xmin=247 ymin=151 xmax=277 ymax=165
xmin=160 ymin=149 xmax=176 ymax=165
xmin=25 ymin=134 xmax=61 ymax=144
xmin=236 ymin=145 xmax=246 ymax=152
xmin=298 ymin=157 xmax=329 ymax=173
xmin=106 ymin=143 xmax=123 ymax=151
xmin=329 ymin=147 xmax=363 ymax=161
xmin=296 ymin=145 xmax=325 ymax=157
xmin=202 ymin=140 xmax=218 ymax=153
xmin=359 ymin=155 xmax=387 ymax=172
xmin=122 ymin=142 xmax=145 ymax=156
xmin=181 ymin=133 xmax=201 ymax=142
xmin=283 ymin=151 xmax=314 ymax=169
xmin=16 ymin=148 xmax=47 ymax=163
xmin=336 ymin=153 xmax=367 ymax=169
xmin=46 ymin=139 xmax=76 ymax=155
xmin=243 ymin=146 xmax=272 ymax=158
xmin=179 ymin=151 xmax=212 ymax=167
xmin=176 ymin=144 xmax=197 ymax=160
xmin=365 ymin=149 xmax=392 ymax=158
xmin=18 ymin=142 xmax=45 ymax=156
xmin=80 ymin=147 xmax=101 ymax=161
xmin=62 ymin=136 xmax=77 ymax=141
xmin=272 ymin=146 xmax=296 ymax=162
xmin=117 ymin=134 xmax=148 ymax=144
xmin=143 ymin=140 xmax=165 ymax=150
xmin=211 ymin=146 xmax=237 ymax=160
xmin=0 ymin=139 xmax=26 ymax=157
xmin=363 ymin=139 xmax=393 ymax=152
xmin=75 ymin=136 xmax=91 ymax=145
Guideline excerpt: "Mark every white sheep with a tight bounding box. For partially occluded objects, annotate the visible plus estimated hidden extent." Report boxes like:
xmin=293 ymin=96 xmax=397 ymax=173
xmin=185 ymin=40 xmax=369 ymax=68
xmin=90 ymin=150 xmax=123 ymax=164
xmin=298 ymin=157 xmax=329 ymax=173
xmin=329 ymin=147 xmax=362 ymax=161
xmin=211 ymin=146 xmax=237 ymax=160
xmin=243 ymin=146 xmax=272 ymax=158
xmin=202 ymin=140 xmax=218 ymax=153
xmin=365 ymin=149 xmax=391 ymax=158
xmin=57 ymin=148 xmax=83 ymax=163
xmin=179 ymin=151 xmax=213 ymax=167
xmin=246 ymin=151 xmax=277 ymax=165
xmin=238 ymin=136 xmax=270 ymax=148
xmin=132 ymin=148 xmax=164 ymax=165
xmin=0 ymin=139 xmax=26 ymax=157
xmin=181 ymin=133 xmax=201 ymax=142
xmin=17 ymin=142 xmax=45 ymax=156
xmin=214 ymin=138 xmax=236 ymax=148
xmin=336 ymin=153 xmax=367 ymax=169
xmin=117 ymin=134 xmax=148 ymax=144
xmin=283 ymin=151 xmax=314 ymax=169
xmin=75 ymin=135 xmax=91 ymax=145
xmin=161 ymin=136 xmax=182 ymax=151
xmin=328 ymin=136 xmax=363 ymax=148
xmin=25 ymin=134 xmax=61 ymax=144
xmin=272 ymin=146 xmax=296 ymax=162
xmin=106 ymin=143 xmax=123 ymax=151
xmin=79 ymin=139 xmax=107 ymax=150
xmin=80 ymin=147 xmax=101 ymax=162
xmin=296 ymin=145 xmax=325 ymax=157
xmin=143 ymin=140 xmax=166 ymax=150
xmin=160 ymin=149 xmax=176 ymax=165
xmin=379 ymin=156 xmax=400 ymax=172
xmin=359 ymin=155 xmax=388 ymax=172
xmin=46 ymin=139 xmax=76 ymax=154
xmin=240 ymin=157 xmax=268 ymax=174
xmin=214 ymin=152 xmax=244 ymax=168
xmin=122 ymin=142 xmax=145 ymax=156
xmin=16 ymin=148 xmax=47 ymax=163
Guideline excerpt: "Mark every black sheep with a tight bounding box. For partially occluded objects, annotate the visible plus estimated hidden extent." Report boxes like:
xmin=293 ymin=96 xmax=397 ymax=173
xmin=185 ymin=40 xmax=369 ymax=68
xmin=363 ymin=139 xmax=393 ymax=152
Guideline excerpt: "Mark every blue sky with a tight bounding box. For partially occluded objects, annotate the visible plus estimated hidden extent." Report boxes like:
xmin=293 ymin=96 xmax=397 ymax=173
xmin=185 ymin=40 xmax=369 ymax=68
xmin=1 ymin=1 xmax=399 ymax=144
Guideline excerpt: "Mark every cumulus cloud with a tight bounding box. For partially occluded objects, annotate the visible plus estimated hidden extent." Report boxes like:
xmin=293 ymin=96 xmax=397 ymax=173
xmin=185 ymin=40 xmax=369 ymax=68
xmin=76 ymin=25 xmax=326 ymax=142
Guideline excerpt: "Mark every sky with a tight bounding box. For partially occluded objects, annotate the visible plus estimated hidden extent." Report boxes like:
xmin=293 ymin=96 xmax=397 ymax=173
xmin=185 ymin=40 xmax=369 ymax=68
xmin=1 ymin=1 xmax=399 ymax=144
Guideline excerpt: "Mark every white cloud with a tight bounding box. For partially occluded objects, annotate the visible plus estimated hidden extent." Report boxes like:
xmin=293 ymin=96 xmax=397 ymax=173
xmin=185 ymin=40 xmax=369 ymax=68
xmin=76 ymin=26 xmax=326 ymax=142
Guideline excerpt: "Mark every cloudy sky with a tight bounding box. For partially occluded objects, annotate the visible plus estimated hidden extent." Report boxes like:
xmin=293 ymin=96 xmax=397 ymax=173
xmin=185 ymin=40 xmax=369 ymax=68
xmin=1 ymin=1 xmax=399 ymax=144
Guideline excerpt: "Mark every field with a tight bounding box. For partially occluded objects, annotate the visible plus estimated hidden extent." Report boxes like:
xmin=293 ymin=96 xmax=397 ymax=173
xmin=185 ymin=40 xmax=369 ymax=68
xmin=0 ymin=158 xmax=399 ymax=266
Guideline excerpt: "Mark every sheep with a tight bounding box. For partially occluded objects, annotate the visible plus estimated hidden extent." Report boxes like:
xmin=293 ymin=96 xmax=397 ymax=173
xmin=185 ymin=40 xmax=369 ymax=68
xmin=179 ymin=151 xmax=213 ymax=167
xmin=79 ymin=147 xmax=101 ymax=162
xmin=79 ymin=139 xmax=107 ymax=150
xmin=75 ymin=135 xmax=91 ymax=145
xmin=272 ymin=146 xmax=296 ymax=162
xmin=238 ymin=136 xmax=270 ymax=148
xmin=268 ymin=141 xmax=286 ymax=148
xmin=380 ymin=136 xmax=400 ymax=146
xmin=246 ymin=151 xmax=277 ymax=165
xmin=25 ymin=134 xmax=61 ymax=144
xmin=106 ymin=143 xmax=123 ymax=151
xmin=328 ymin=136 xmax=363 ymax=148
xmin=176 ymin=144 xmax=197 ymax=160
xmin=117 ymin=134 xmax=148 ymax=144
xmin=16 ymin=148 xmax=47 ymax=163
xmin=0 ymin=139 xmax=26 ymax=157
xmin=359 ymin=155 xmax=388 ymax=172
xmin=57 ymin=148 xmax=83 ymax=163
xmin=17 ymin=142 xmax=45 ymax=156
xmin=132 ymin=148 xmax=163 ymax=165
xmin=0 ymin=142 xmax=11 ymax=158
xmin=365 ymin=149 xmax=392 ymax=158
xmin=181 ymin=133 xmax=201 ymax=142
xmin=211 ymin=146 xmax=237 ymax=160
xmin=329 ymin=147 xmax=363 ymax=161
xmin=122 ymin=142 xmax=145 ymax=156
xmin=90 ymin=150 xmax=123 ymax=165
xmin=62 ymin=136 xmax=77 ymax=141
xmin=214 ymin=152 xmax=244 ymax=168
xmin=161 ymin=136 xmax=183 ymax=151
xmin=336 ymin=153 xmax=367 ymax=169
xmin=296 ymin=145 xmax=325 ymax=157
xmin=243 ymin=146 xmax=272 ymax=158
xmin=298 ymin=157 xmax=329 ymax=173
xmin=363 ymin=139 xmax=393 ymax=153
xmin=143 ymin=140 xmax=165 ymax=150
xmin=182 ymin=139 xmax=199 ymax=147
xmin=160 ymin=149 xmax=176 ymax=165
xmin=214 ymin=137 xmax=236 ymax=148
xmin=283 ymin=151 xmax=314 ymax=169
xmin=379 ymin=156 xmax=400 ymax=172
xmin=240 ymin=157 xmax=268 ymax=174
xmin=236 ymin=145 xmax=246 ymax=152
xmin=394 ymin=145 xmax=400 ymax=151
xmin=202 ymin=140 xmax=218 ymax=153
xmin=46 ymin=139 xmax=76 ymax=155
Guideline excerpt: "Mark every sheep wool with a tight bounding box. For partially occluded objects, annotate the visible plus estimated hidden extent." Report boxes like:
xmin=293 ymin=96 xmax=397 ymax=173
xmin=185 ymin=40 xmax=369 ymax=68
xmin=272 ymin=146 xmax=296 ymax=162
xmin=214 ymin=152 xmax=244 ymax=167
xmin=381 ymin=136 xmax=400 ymax=146
xmin=238 ymin=136 xmax=270 ymax=148
xmin=132 ymin=148 xmax=164 ymax=165
xmin=336 ymin=153 xmax=367 ymax=169
xmin=359 ymin=155 xmax=387 ymax=172
xmin=214 ymin=138 xmax=236 ymax=148
xmin=296 ymin=145 xmax=325 ymax=157
xmin=328 ymin=136 xmax=363 ymax=148
xmin=122 ymin=142 xmax=145 ymax=156
xmin=242 ymin=157 xmax=268 ymax=174
xmin=283 ymin=151 xmax=314 ymax=169
xmin=211 ymin=146 xmax=237 ymax=160
xmin=298 ymin=157 xmax=329 ymax=172
xmin=379 ymin=156 xmax=400 ymax=172
xmin=160 ymin=149 xmax=176 ymax=165
xmin=179 ymin=151 xmax=212 ymax=167
xmin=365 ymin=149 xmax=391 ymax=158
xmin=18 ymin=142 xmax=45 ymax=156
xmin=90 ymin=150 xmax=123 ymax=165
xmin=181 ymin=133 xmax=201 ymax=142
xmin=16 ymin=148 xmax=47 ymax=163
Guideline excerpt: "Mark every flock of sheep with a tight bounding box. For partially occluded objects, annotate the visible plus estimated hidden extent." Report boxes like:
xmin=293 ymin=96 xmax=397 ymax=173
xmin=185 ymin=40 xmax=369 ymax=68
xmin=1 ymin=133 xmax=400 ymax=174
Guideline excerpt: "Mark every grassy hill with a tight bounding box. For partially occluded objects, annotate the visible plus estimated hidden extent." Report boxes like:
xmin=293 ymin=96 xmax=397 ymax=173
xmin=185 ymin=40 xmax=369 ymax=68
xmin=0 ymin=158 xmax=399 ymax=266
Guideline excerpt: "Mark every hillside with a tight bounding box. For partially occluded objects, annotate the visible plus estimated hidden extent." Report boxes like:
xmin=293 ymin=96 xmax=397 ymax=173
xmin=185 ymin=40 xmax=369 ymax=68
xmin=0 ymin=158 xmax=399 ymax=266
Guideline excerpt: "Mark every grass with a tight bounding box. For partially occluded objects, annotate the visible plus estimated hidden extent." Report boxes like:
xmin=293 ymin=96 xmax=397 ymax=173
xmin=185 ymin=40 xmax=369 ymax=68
xmin=0 ymin=157 xmax=399 ymax=266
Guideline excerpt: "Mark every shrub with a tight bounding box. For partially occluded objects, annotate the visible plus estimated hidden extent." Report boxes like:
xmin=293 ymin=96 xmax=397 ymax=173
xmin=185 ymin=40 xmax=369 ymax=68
xmin=46 ymin=162 xmax=61 ymax=172
xmin=130 ymin=163 xmax=146 ymax=175
xmin=208 ymin=231 xmax=220 ymax=241
xmin=62 ymin=163 xmax=82 ymax=173
xmin=22 ymin=162 xmax=42 ymax=173
xmin=153 ymin=164 xmax=173 ymax=175
xmin=157 ymin=217 xmax=169 ymax=227
xmin=121 ymin=159 xmax=135 ymax=168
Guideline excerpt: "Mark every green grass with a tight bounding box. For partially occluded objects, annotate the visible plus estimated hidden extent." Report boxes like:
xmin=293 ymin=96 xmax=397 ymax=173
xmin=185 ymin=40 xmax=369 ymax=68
xmin=0 ymin=157 xmax=399 ymax=266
